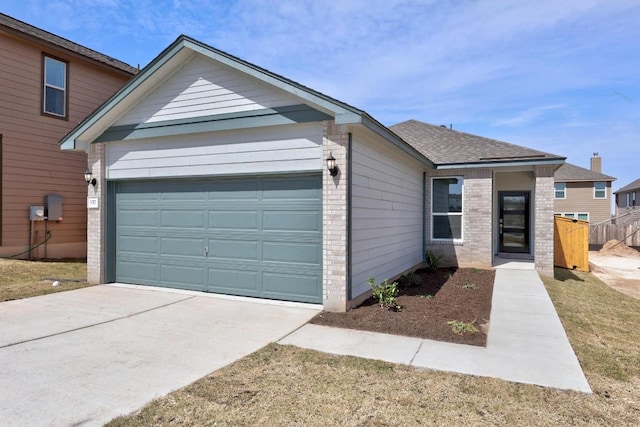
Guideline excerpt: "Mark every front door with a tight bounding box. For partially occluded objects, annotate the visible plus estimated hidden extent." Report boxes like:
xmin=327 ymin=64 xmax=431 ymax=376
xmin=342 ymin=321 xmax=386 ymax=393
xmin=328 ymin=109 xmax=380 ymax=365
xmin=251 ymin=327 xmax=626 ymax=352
xmin=499 ymin=192 xmax=530 ymax=253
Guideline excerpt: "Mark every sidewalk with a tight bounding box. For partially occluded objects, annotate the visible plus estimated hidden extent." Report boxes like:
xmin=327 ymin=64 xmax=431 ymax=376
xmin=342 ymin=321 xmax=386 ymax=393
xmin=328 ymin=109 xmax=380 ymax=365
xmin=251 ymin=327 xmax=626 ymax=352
xmin=279 ymin=261 xmax=592 ymax=393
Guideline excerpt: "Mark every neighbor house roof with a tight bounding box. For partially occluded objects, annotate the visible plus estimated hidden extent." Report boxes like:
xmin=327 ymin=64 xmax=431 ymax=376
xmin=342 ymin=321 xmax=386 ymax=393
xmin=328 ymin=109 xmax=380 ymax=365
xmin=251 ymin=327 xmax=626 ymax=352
xmin=0 ymin=12 xmax=137 ymax=75
xmin=390 ymin=119 xmax=565 ymax=168
xmin=614 ymin=178 xmax=640 ymax=194
xmin=554 ymin=163 xmax=615 ymax=182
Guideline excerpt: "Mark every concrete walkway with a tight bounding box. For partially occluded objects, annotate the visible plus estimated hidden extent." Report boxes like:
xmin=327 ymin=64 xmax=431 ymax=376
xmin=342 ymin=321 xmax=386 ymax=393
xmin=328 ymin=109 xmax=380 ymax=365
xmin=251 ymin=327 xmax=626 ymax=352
xmin=280 ymin=261 xmax=592 ymax=393
xmin=0 ymin=285 xmax=320 ymax=426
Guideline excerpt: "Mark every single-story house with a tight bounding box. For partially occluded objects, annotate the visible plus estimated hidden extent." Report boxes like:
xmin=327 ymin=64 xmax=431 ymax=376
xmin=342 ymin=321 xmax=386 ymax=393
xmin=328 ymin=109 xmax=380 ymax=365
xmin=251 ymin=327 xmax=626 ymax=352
xmin=59 ymin=35 xmax=565 ymax=312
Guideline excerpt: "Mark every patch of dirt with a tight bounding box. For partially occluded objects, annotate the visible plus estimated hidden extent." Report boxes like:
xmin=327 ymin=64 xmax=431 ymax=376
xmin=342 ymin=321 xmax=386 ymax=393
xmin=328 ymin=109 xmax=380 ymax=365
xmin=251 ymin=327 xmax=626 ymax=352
xmin=599 ymin=239 xmax=640 ymax=257
xmin=310 ymin=268 xmax=495 ymax=347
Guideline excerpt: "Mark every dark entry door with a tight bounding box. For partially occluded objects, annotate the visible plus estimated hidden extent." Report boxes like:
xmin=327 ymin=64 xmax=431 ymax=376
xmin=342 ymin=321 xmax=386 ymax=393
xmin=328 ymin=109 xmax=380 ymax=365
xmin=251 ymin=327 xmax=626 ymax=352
xmin=499 ymin=192 xmax=530 ymax=253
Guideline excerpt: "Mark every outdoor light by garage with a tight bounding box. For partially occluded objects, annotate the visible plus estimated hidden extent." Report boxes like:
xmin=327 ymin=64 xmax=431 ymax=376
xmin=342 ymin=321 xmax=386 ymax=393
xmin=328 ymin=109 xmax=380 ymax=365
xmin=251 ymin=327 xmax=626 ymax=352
xmin=327 ymin=153 xmax=338 ymax=176
xmin=84 ymin=170 xmax=96 ymax=186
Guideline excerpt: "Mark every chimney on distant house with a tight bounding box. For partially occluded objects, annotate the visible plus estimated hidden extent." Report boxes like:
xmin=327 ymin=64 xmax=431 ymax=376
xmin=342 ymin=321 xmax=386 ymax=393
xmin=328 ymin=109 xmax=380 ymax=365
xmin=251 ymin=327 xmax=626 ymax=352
xmin=590 ymin=152 xmax=602 ymax=173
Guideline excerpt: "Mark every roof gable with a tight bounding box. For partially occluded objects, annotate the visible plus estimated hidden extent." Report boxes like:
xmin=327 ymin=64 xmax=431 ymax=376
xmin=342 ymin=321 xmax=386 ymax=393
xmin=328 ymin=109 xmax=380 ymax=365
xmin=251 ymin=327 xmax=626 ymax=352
xmin=114 ymin=54 xmax=305 ymax=126
xmin=0 ymin=12 xmax=136 ymax=75
xmin=390 ymin=119 xmax=565 ymax=168
xmin=554 ymin=162 xmax=615 ymax=182
xmin=59 ymin=35 xmax=373 ymax=151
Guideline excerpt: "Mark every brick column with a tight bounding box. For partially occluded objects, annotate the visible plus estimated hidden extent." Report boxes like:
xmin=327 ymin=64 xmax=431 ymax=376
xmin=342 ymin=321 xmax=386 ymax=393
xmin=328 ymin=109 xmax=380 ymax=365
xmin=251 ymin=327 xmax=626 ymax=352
xmin=322 ymin=122 xmax=349 ymax=312
xmin=86 ymin=143 xmax=105 ymax=284
xmin=463 ymin=170 xmax=493 ymax=267
xmin=535 ymin=166 xmax=555 ymax=277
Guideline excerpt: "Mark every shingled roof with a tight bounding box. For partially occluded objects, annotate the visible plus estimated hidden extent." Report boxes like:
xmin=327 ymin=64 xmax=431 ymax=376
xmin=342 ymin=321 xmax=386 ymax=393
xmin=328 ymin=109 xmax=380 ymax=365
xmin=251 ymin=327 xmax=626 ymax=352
xmin=0 ymin=12 xmax=137 ymax=75
xmin=614 ymin=178 xmax=640 ymax=194
xmin=390 ymin=119 xmax=564 ymax=167
xmin=554 ymin=162 xmax=615 ymax=182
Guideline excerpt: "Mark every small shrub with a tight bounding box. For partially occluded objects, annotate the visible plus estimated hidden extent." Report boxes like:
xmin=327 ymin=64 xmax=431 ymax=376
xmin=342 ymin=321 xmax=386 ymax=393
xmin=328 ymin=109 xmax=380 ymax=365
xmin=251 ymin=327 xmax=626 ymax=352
xmin=425 ymin=250 xmax=443 ymax=272
xmin=462 ymin=283 xmax=477 ymax=290
xmin=368 ymin=278 xmax=401 ymax=311
xmin=470 ymin=268 xmax=480 ymax=273
xmin=398 ymin=272 xmax=422 ymax=288
xmin=419 ymin=294 xmax=434 ymax=299
xmin=447 ymin=320 xmax=479 ymax=335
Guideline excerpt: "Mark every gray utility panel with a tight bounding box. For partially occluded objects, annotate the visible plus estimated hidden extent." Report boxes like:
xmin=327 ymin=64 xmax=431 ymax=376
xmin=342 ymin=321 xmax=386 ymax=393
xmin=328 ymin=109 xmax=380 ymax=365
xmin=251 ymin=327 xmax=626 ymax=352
xmin=114 ymin=174 xmax=322 ymax=303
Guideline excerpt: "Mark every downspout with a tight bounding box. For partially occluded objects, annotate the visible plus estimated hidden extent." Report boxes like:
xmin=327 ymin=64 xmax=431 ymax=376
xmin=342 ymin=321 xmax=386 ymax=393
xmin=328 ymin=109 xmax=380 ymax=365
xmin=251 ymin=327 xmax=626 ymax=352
xmin=347 ymin=132 xmax=353 ymax=300
xmin=423 ymin=171 xmax=426 ymax=260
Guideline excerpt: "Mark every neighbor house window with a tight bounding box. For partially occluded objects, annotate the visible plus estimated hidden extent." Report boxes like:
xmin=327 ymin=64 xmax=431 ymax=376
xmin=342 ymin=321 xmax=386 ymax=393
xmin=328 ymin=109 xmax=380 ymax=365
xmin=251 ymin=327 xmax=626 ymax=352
xmin=43 ymin=55 xmax=68 ymax=118
xmin=557 ymin=212 xmax=589 ymax=221
xmin=633 ymin=191 xmax=637 ymax=206
xmin=594 ymin=182 xmax=606 ymax=199
xmin=432 ymin=177 xmax=463 ymax=240
xmin=554 ymin=182 xmax=566 ymax=199
xmin=627 ymin=193 xmax=632 ymax=207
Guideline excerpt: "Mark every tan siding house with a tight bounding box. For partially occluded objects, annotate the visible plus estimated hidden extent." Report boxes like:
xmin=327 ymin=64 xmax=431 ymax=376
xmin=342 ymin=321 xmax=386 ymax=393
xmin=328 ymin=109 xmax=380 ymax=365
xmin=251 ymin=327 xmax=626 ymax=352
xmin=0 ymin=13 xmax=136 ymax=258
xmin=553 ymin=155 xmax=615 ymax=225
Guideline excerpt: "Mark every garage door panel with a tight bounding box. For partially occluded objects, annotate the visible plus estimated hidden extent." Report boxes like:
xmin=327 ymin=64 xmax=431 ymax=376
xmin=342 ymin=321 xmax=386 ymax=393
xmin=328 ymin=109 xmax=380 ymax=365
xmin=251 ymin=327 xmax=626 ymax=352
xmin=160 ymin=265 xmax=206 ymax=290
xmin=262 ymin=272 xmax=321 ymax=301
xmin=161 ymin=237 xmax=204 ymax=257
xmin=262 ymin=178 xmax=322 ymax=200
xmin=161 ymin=210 xmax=205 ymax=228
xmin=119 ymin=236 xmax=158 ymax=254
xmin=117 ymin=260 xmax=158 ymax=284
xmin=263 ymin=211 xmax=321 ymax=232
xmin=207 ymin=180 xmax=260 ymax=200
xmin=262 ymin=242 xmax=321 ymax=265
xmin=208 ymin=239 xmax=258 ymax=261
xmin=208 ymin=269 xmax=259 ymax=292
xmin=118 ymin=210 xmax=158 ymax=227
xmin=209 ymin=211 xmax=258 ymax=230
xmin=115 ymin=174 xmax=321 ymax=303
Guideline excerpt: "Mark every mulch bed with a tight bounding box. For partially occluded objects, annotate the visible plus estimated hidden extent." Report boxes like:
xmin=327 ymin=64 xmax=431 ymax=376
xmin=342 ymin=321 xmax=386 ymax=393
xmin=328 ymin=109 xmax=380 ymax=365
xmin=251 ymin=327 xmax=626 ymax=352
xmin=310 ymin=267 xmax=495 ymax=347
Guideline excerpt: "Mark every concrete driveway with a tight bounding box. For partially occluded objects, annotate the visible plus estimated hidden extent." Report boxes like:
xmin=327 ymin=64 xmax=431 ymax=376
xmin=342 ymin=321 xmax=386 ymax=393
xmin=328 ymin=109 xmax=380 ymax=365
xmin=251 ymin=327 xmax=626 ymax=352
xmin=0 ymin=284 xmax=320 ymax=426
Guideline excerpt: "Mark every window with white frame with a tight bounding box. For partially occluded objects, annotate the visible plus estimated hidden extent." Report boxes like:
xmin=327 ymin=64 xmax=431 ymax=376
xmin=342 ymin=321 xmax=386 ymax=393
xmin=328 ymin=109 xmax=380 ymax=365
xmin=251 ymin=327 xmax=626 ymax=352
xmin=594 ymin=182 xmax=606 ymax=199
xmin=555 ymin=212 xmax=589 ymax=221
xmin=432 ymin=177 xmax=463 ymax=240
xmin=627 ymin=193 xmax=632 ymax=207
xmin=554 ymin=182 xmax=566 ymax=199
xmin=43 ymin=55 xmax=67 ymax=118
xmin=633 ymin=191 xmax=637 ymax=207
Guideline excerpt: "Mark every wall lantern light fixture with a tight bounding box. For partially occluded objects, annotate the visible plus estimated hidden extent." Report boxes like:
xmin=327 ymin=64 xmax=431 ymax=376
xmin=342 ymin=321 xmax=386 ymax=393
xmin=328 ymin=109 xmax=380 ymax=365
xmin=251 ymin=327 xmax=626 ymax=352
xmin=326 ymin=153 xmax=338 ymax=176
xmin=84 ymin=169 xmax=97 ymax=187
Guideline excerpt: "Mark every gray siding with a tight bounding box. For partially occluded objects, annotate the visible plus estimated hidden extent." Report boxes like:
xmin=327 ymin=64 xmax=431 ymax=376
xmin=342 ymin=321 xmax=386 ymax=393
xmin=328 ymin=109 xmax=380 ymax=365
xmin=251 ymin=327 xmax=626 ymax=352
xmin=115 ymin=55 xmax=295 ymax=126
xmin=106 ymin=123 xmax=323 ymax=179
xmin=350 ymin=133 xmax=424 ymax=298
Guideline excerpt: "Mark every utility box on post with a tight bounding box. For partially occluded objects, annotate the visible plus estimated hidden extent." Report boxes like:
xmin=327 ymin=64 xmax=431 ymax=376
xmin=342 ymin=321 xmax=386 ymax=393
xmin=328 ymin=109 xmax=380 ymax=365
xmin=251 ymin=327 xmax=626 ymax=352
xmin=45 ymin=194 xmax=63 ymax=221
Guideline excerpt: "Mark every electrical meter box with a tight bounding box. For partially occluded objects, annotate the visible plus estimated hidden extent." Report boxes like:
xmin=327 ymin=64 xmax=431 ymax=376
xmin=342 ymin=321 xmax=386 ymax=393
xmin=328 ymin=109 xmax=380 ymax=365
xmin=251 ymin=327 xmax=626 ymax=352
xmin=30 ymin=206 xmax=45 ymax=221
xmin=45 ymin=194 xmax=63 ymax=221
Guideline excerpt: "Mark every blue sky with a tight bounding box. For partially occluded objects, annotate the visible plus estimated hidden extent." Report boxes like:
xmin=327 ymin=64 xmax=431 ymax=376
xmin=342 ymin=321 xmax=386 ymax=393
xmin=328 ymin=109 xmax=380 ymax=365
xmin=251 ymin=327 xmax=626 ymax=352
xmin=4 ymin=0 xmax=639 ymax=206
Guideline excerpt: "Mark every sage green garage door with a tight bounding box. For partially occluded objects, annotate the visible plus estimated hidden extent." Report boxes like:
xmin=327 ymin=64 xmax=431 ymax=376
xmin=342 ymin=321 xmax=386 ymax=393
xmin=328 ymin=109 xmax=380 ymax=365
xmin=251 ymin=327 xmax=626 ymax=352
xmin=114 ymin=175 xmax=322 ymax=303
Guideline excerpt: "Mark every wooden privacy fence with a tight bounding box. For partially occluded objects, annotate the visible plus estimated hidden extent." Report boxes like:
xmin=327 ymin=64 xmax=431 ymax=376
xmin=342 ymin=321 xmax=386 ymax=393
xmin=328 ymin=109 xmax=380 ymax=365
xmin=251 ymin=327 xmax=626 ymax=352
xmin=554 ymin=216 xmax=589 ymax=272
xmin=590 ymin=221 xmax=640 ymax=247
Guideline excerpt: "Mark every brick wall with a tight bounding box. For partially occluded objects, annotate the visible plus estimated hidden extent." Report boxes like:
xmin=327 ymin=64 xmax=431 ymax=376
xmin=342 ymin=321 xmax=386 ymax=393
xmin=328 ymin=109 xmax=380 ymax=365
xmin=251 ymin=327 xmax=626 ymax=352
xmin=322 ymin=122 xmax=349 ymax=311
xmin=425 ymin=169 xmax=493 ymax=269
xmin=86 ymin=143 xmax=104 ymax=283
xmin=535 ymin=166 xmax=555 ymax=277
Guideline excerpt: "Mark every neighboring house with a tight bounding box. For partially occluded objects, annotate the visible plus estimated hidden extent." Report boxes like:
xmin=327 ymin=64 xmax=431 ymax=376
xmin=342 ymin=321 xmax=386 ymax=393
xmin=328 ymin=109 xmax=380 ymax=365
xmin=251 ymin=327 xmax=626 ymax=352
xmin=553 ymin=154 xmax=615 ymax=225
xmin=0 ymin=13 xmax=136 ymax=258
xmin=613 ymin=178 xmax=640 ymax=225
xmin=59 ymin=35 xmax=565 ymax=312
